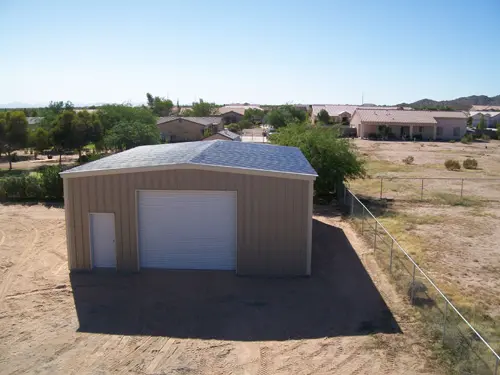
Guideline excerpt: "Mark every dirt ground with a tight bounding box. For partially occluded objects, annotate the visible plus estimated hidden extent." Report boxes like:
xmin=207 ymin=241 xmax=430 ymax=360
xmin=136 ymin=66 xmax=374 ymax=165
xmin=0 ymin=204 xmax=442 ymax=375
xmin=349 ymin=140 xmax=500 ymax=334
xmin=0 ymin=153 xmax=78 ymax=171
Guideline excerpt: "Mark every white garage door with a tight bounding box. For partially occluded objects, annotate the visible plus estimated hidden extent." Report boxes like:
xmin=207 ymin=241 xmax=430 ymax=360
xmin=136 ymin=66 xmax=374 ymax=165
xmin=137 ymin=190 xmax=237 ymax=270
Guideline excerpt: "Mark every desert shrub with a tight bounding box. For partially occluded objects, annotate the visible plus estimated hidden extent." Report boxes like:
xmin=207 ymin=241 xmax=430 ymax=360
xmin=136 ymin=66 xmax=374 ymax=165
xmin=402 ymin=156 xmax=414 ymax=165
xmin=0 ymin=176 xmax=27 ymax=199
xmin=461 ymin=134 xmax=473 ymax=144
xmin=24 ymin=175 xmax=43 ymax=198
xmin=444 ymin=159 xmax=461 ymax=171
xmin=412 ymin=134 xmax=423 ymax=141
xmin=448 ymin=139 xmax=456 ymax=143
xmin=10 ymin=152 xmax=20 ymax=162
xmin=481 ymin=134 xmax=490 ymax=141
xmin=367 ymin=133 xmax=378 ymax=140
xmin=463 ymin=158 xmax=478 ymax=170
xmin=79 ymin=154 xmax=89 ymax=163
xmin=39 ymin=165 xmax=63 ymax=200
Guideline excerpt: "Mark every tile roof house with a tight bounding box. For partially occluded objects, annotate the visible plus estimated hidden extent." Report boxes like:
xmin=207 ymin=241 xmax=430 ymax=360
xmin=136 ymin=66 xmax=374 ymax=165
xmin=217 ymin=105 xmax=263 ymax=125
xmin=350 ymin=109 xmax=467 ymax=140
xmin=470 ymin=105 xmax=500 ymax=112
xmin=203 ymin=129 xmax=241 ymax=141
xmin=157 ymin=116 xmax=223 ymax=143
xmin=469 ymin=111 xmax=500 ymax=129
xmin=311 ymin=105 xmax=399 ymax=124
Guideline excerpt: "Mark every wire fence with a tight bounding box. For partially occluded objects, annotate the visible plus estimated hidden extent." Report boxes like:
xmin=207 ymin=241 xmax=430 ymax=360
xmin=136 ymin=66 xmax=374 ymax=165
xmin=341 ymin=186 xmax=500 ymax=374
xmin=376 ymin=177 xmax=500 ymax=202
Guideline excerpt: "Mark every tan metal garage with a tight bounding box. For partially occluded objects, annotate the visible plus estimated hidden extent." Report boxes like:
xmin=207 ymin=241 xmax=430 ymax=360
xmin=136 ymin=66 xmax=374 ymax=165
xmin=61 ymin=140 xmax=317 ymax=276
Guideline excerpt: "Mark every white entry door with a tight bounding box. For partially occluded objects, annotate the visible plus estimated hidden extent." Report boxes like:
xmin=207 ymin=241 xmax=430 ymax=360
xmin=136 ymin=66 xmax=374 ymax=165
xmin=90 ymin=213 xmax=116 ymax=268
xmin=137 ymin=190 xmax=237 ymax=270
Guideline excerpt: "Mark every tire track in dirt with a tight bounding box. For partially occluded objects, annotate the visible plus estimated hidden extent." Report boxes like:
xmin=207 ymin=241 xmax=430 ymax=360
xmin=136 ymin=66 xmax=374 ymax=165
xmin=0 ymin=221 xmax=39 ymax=305
xmin=0 ymin=229 xmax=5 ymax=247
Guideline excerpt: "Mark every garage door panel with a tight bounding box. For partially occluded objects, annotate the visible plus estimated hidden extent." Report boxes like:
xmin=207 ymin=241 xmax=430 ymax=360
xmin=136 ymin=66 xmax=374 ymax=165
xmin=137 ymin=190 xmax=236 ymax=270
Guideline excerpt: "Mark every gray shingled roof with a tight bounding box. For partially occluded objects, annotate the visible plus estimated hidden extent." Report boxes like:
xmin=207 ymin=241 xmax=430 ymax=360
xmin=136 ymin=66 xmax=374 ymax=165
xmin=61 ymin=140 xmax=317 ymax=177
xmin=157 ymin=116 xmax=221 ymax=126
xmin=215 ymin=129 xmax=240 ymax=140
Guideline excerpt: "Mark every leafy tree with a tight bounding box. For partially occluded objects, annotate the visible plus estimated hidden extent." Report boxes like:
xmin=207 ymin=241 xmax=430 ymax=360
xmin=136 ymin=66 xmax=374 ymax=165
xmin=466 ymin=116 xmax=472 ymax=127
xmin=477 ymin=114 xmax=486 ymax=130
xmin=269 ymin=122 xmax=365 ymax=195
xmin=0 ymin=112 xmax=6 ymax=156
xmin=51 ymin=110 xmax=77 ymax=164
xmin=97 ymin=104 xmax=156 ymax=132
xmin=189 ymin=99 xmax=218 ymax=116
xmin=74 ymin=110 xmax=102 ymax=159
xmin=316 ymin=109 xmax=330 ymax=124
xmin=104 ymin=121 xmax=160 ymax=150
xmin=30 ymin=127 xmax=50 ymax=158
xmin=243 ymin=108 xmax=265 ymax=124
xmin=145 ymin=92 xmax=174 ymax=116
xmin=264 ymin=105 xmax=307 ymax=128
xmin=4 ymin=111 xmax=29 ymax=169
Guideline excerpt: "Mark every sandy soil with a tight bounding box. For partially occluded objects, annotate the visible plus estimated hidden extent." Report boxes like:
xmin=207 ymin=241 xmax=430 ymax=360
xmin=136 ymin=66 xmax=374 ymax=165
xmin=0 ymin=154 xmax=78 ymax=171
xmin=349 ymin=140 xmax=500 ymax=320
xmin=0 ymin=204 xmax=442 ymax=375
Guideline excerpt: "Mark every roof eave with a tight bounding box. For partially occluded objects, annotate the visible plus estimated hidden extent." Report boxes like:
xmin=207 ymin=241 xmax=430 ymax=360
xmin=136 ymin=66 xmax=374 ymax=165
xmin=60 ymin=162 xmax=317 ymax=181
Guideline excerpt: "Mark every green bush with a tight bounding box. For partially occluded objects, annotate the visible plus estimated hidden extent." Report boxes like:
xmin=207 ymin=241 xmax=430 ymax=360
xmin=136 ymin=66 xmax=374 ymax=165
xmin=463 ymin=158 xmax=478 ymax=170
xmin=39 ymin=165 xmax=63 ymax=200
xmin=461 ymin=134 xmax=473 ymax=144
xmin=25 ymin=175 xmax=43 ymax=198
xmin=449 ymin=139 xmax=456 ymax=143
xmin=0 ymin=176 xmax=27 ymax=199
xmin=444 ymin=159 xmax=461 ymax=171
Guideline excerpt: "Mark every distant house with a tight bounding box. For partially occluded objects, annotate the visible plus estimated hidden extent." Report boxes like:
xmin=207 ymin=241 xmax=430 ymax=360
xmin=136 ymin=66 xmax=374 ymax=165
xmin=470 ymin=105 xmax=500 ymax=112
xmin=350 ymin=109 xmax=467 ymax=140
xmin=311 ymin=105 xmax=399 ymax=125
xmin=218 ymin=105 xmax=263 ymax=125
xmin=203 ymin=129 xmax=241 ymax=141
xmin=27 ymin=117 xmax=43 ymax=127
xmin=157 ymin=116 xmax=223 ymax=143
xmin=469 ymin=111 xmax=500 ymax=129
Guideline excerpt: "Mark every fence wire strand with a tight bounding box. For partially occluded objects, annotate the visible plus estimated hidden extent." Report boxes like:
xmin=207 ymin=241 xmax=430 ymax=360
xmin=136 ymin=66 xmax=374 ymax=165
xmin=343 ymin=187 xmax=500 ymax=375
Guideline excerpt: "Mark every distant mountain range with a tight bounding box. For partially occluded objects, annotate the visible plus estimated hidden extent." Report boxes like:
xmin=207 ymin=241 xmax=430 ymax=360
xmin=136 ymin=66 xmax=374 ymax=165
xmin=398 ymin=95 xmax=500 ymax=111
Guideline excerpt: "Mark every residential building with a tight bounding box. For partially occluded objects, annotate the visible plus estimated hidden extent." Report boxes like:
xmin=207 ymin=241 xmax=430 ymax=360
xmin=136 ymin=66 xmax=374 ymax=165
xmin=218 ymin=105 xmax=263 ymax=125
xmin=350 ymin=109 xmax=467 ymax=140
xmin=157 ymin=116 xmax=223 ymax=143
xmin=203 ymin=129 xmax=241 ymax=141
xmin=311 ymin=105 xmax=399 ymax=124
xmin=470 ymin=105 xmax=500 ymax=112
xmin=469 ymin=111 xmax=500 ymax=129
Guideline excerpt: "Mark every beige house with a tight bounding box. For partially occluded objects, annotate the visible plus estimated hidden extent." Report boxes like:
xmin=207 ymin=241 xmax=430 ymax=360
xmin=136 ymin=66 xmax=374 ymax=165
xmin=157 ymin=116 xmax=223 ymax=142
xmin=60 ymin=141 xmax=317 ymax=276
xmin=311 ymin=105 xmax=399 ymax=124
xmin=350 ymin=109 xmax=467 ymax=140
xmin=218 ymin=105 xmax=263 ymax=124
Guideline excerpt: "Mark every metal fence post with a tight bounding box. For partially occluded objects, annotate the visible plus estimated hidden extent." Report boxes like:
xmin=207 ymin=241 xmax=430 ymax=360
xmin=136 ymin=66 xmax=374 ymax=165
xmin=374 ymin=221 xmax=378 ymax=251
xmin=389 ymin=239 xmax=394 ymax=273
xmin=421 ymin=179 xmax=424 ymax=201
xmin=350 ymin=194 xmax=354 ymax=216
xmin=460 ymin=179 xmax=464 ymax=199
xmin=380 ymin=178 xmax=383 ymax=199
xmin=411 ymin=264 xmax=416 ymax=304
xmin=442 ymin=301 xmax=448 ymax=344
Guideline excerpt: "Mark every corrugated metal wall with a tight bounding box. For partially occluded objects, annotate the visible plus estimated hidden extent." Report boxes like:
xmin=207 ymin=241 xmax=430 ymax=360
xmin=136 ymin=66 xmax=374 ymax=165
xmin=65 ymin=169 xmax=312 ymax=275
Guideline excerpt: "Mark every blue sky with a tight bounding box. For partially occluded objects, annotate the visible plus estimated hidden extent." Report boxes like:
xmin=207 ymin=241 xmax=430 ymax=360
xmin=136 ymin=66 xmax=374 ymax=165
xmin=1 ymin=0 xmax=499 ymax=106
